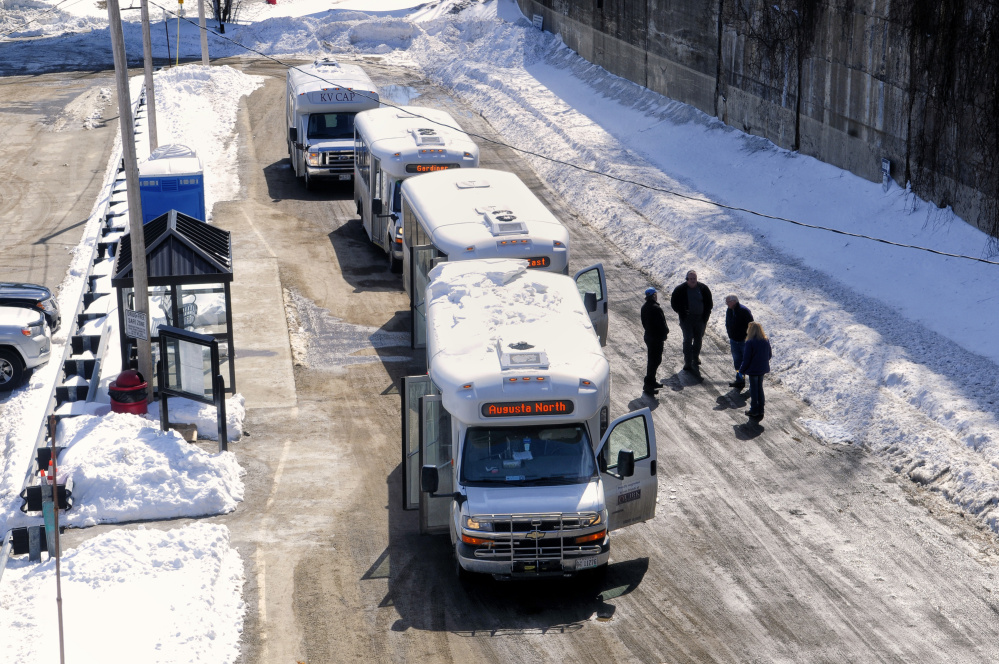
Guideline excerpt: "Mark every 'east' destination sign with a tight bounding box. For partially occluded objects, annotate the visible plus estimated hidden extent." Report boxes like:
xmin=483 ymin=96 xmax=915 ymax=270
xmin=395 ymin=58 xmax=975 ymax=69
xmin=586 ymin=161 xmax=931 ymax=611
xmin=525 ymin=256 xmax=551 ymax=268
xmin=406 ymin=163 xmax=459 ymax=173
xmin=481 ymin=400 xmax=574 ymax=417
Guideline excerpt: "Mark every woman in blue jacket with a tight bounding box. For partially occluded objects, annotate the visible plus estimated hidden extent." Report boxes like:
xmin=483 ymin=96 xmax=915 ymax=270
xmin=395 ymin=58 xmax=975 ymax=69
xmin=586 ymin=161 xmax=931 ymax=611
xmin=739 ymin=322 xmax=772 ymax=420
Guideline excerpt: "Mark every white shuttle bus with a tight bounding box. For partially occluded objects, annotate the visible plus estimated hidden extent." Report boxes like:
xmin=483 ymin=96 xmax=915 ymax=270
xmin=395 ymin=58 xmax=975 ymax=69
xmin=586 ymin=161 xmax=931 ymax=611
xmin=401 ymin=259 xmax=657 ymax=581
xmin=286 ymin=59 xmax=379 ymax=190
xmin=353 ymin=106 xmax=479 ymax=272
xmin=400 ymin=168 xmax=585 ymax=347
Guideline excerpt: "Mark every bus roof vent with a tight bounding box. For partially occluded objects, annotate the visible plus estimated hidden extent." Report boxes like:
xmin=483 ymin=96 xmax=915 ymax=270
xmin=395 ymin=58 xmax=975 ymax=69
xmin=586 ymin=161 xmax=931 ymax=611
xmin=456 ymin=180 xmax=490 ymax=189
xmin=411 ymin=128 xmax=444 ymax=145
xmin=484 ymin=209 xmax=528 ymax=236
xmin=497 ymin=340 xmax=549 ymax=370
xmin=311 ymin=57 xmax=340 ymax=70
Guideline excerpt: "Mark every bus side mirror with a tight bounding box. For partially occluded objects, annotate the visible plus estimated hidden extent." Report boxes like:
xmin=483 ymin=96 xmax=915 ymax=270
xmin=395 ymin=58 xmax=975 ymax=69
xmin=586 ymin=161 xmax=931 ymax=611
xmin=617 ymin=449 xmax=635 ymax=477
xmin=372 ymin=198 xmax=383 ymax=216
xmin=583 ymin=291 xmax=597 ymax=313
xmin=288 ymin=127 xmax=298 ymax=143
xmin=421 ymin=465 xmax=439 ymax=494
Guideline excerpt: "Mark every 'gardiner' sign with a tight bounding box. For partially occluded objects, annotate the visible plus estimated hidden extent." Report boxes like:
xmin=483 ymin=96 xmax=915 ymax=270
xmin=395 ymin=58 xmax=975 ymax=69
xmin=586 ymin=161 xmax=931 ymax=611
xmin=481 ymin=400 xmax=574 ymax=417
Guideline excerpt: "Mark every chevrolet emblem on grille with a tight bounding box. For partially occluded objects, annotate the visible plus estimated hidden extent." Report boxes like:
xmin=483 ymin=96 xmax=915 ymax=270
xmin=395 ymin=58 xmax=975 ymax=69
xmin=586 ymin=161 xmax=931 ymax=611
xmin=525 ymin=530 xmax=544 ymax=540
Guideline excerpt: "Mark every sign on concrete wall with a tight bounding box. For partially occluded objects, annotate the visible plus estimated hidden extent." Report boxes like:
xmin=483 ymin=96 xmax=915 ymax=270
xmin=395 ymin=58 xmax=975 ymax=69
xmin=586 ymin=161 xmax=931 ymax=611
xmin=533 ymin=14 xmax=543 ymax=30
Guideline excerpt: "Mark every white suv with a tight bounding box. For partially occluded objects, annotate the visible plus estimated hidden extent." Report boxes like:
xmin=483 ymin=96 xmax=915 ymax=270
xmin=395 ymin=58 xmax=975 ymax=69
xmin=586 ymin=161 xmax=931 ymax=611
xmin=0 ymin=306 xmax=51 ymax=391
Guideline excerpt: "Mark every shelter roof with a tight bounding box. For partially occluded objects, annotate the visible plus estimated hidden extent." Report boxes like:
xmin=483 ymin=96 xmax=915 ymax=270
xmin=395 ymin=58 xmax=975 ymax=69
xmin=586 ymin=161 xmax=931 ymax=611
xmin=111 ymin=210 xmax=233 ymax=287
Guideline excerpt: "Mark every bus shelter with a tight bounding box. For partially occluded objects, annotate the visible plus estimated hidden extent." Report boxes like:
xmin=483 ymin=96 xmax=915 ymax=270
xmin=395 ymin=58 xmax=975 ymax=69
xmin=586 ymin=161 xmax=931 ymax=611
xmin=111 ymin=209 xmax=236 ymax=393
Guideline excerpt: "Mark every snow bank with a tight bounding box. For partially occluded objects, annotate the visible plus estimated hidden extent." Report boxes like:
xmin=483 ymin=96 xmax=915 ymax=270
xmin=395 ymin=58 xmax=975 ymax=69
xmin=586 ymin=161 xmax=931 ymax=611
xmin=52 ymin=411 xmax=243 ymax=527
xmin=148 ymin=65 xmax=264 ymax=219
xmin=0 ymin=523 xmax=244 ymax=664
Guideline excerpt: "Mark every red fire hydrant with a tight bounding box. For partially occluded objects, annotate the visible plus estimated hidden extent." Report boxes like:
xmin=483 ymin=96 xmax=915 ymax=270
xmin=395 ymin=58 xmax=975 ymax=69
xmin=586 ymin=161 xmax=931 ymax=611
xmin=109 ymin=370 xmax=149 ymax=415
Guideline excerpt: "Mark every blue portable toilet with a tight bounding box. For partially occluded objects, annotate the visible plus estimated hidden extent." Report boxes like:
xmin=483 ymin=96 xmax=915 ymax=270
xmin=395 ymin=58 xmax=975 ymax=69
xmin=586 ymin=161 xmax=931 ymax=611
xmin=138 ymin=144 xmax=206 ymax=223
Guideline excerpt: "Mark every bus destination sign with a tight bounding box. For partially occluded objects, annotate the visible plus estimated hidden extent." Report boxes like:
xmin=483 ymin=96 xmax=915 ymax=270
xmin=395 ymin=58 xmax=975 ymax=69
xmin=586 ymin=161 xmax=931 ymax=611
xmin=481 ymin=400 xmax=574 ymax=417
xmin=525 ymin=256 xmax=551 ymax=269
xmin=406 ymin=163 xmax=460 ymax=174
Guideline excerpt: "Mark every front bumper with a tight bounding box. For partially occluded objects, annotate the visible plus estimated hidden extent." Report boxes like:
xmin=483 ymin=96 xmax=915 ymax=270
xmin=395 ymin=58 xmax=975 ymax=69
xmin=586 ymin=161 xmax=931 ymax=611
xmin=456 ymin=539 xmax=610 ymax=578
xmin=306 ymin=164 xmax=353 ymax=181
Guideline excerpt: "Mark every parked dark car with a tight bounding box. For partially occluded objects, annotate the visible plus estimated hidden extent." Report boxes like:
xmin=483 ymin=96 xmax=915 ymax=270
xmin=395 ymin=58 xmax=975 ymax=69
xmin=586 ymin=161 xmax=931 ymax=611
xmin=0 ymin=282 xmax=60 ymax=332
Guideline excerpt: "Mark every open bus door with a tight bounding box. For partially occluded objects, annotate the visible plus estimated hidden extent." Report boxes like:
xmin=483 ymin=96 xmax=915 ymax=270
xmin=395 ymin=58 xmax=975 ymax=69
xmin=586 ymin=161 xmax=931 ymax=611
xmin=419 ymin=394 xmax=453 ymax=535
xmin=410 ymin=244 xmax=444 ymax=349
xmin=401 ymin=375 xmax=436 ymax=511
xmin=370 ymin=158 xmax=389 ymax=251
xmin=574 ymin=263 xmax=608 ymax=346
xmin=596 ymin=408 xmax=657 ymax=531
xmin=401 ymin=376 xmax=453 ymax=534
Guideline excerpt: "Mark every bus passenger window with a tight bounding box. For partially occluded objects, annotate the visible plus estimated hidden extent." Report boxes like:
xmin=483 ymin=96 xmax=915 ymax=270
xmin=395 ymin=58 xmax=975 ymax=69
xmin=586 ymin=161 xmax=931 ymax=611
xmin=404 ymin=206 xmax=416 ymax=244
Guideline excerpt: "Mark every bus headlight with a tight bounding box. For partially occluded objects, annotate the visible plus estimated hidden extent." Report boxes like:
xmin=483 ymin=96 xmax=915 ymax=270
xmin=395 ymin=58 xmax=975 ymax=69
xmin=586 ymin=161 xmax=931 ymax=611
xmin=463 ymin=516 xmax=493 ymax=531
xmin=307 ymin=151 xmax=321 ymax=166
xmin=581 ymin=512 xmax=603 ymax=527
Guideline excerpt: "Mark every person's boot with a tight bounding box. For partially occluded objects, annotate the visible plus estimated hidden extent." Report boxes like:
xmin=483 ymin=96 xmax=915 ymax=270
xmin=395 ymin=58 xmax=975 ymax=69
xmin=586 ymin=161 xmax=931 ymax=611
xmin=728 ymin=373 xmax=745 ymax=389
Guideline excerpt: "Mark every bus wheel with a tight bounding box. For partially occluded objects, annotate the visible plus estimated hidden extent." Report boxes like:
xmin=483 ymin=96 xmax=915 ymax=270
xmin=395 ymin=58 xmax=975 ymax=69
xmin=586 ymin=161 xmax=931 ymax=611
xmin=453 ymin=549 xmax=471 ymax=585
xmin=304 ymin=170 xmax=314 ymax=191
xmin=387 ymin=239 xmax=402 ymax=274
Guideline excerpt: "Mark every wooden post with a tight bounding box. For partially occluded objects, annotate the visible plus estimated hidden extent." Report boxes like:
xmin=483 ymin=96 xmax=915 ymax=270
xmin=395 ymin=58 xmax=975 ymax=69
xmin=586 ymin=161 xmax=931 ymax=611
xmin=198 ymin=0 xmax=210 ymax=66
xmin=108 ymin=0 xmax=154 ymax=399
xmin=140 ymin=0 xmax=158 ymax=151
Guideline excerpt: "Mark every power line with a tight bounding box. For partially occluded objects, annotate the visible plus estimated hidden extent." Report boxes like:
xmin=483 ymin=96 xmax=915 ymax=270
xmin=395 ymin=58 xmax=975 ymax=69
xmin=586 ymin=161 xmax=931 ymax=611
xmin=145 ymin=2 xmax=999 ymax=267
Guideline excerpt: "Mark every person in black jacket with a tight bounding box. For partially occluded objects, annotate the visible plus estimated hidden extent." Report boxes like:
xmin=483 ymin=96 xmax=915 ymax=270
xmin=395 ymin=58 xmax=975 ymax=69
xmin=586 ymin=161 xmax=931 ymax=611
xmin=641 ymin=287 xmax=669 ymax=396
xmin=670 ymin=270 xmax=712 ymax=379
xmin=724 ymin=295 xmax=754 ymax=391
xmin=739 ymin=321 xmax=772 ymax=420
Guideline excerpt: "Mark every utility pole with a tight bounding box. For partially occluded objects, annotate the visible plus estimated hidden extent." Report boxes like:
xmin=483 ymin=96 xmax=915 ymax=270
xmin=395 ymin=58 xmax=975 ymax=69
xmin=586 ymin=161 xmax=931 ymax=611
xmin=198 ymin=0 xmax=210 ymax=66
xmin=108 ymin=0 xmax=154 ymax=397
xmin=140 ymin=0 xmax=158 ymax=151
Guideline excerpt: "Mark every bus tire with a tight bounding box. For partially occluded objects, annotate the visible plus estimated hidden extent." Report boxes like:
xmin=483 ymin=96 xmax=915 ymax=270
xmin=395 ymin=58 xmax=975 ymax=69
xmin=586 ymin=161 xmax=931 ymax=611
xmin=304 ymin=170 xmax=314 ymax=191
xmin=387 ymin=238 xmax=402 ymax=274
xmin=453 ymin=549 xmax=472 ymax=585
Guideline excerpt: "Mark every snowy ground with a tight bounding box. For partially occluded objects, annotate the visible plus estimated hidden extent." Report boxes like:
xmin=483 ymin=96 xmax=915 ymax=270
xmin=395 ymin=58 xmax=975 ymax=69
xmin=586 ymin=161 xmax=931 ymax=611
xmin=2 ymin=0 xmax=999 ymax=661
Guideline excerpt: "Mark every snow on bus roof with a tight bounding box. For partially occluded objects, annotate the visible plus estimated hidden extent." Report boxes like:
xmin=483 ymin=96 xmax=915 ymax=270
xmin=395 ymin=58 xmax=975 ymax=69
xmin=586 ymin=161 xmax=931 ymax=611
xmin=425 ymin=259 xmax=606 ymax=386
xmin=287 ymin=59 xmax=377 ymax=94
xmin=402 ymin=168 xmax=569 ymax=250
xmin=354 ymin=106 xmax=479 ymax=173
xmin=402 ymin=168 xmax=563 ymax=229
xmin=355 ymin=105 xmax=473 ymax=142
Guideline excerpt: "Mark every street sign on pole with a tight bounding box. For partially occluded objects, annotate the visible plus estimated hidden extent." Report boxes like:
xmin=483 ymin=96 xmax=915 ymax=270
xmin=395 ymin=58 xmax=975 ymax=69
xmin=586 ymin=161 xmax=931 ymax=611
xmin=124 ymin=309 xmax=149 ymax=341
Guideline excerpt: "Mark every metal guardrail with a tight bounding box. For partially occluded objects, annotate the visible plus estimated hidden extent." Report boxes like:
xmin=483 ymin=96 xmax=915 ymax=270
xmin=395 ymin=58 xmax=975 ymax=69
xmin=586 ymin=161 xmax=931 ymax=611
xmin=0 ymin=86 xmax=147 ymax=585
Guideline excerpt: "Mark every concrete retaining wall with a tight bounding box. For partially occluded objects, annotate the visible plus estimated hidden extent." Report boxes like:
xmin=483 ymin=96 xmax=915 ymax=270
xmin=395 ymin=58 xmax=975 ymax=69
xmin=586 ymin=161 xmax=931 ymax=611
xmin=517 ymin=0 xmax=990 ymax=234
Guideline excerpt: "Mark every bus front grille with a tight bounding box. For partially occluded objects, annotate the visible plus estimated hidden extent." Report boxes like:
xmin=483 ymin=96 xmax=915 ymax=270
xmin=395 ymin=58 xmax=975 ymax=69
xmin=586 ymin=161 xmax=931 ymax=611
xmin=320 ymin=150 xmax=353 ymax=170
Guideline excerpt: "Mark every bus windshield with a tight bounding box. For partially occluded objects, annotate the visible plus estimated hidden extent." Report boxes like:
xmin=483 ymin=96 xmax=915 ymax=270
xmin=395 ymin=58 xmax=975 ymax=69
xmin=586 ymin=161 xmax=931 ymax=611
xmin=307 ymin=112 xmax=355 ymax=140
xmin=461 ymin=424 xmax=596 ymax=486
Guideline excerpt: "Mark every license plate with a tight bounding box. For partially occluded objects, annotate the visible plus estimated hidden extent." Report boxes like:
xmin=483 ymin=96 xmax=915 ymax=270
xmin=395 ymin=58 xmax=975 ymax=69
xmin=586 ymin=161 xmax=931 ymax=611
xmin=338 ymin=174 xmax=351 ymax=180
xmin=576 ymin=555 xmax=598 ymax=570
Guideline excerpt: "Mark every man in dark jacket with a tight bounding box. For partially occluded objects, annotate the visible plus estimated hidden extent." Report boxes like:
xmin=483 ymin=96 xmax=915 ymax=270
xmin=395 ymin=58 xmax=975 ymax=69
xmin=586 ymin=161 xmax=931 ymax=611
xmin=641 ymin=287 xmax=669 ymax=396
xmin=670 ymin=270 xmax=712 ymax=379
xmin=724 ymin=295 xmax=754 ymax=390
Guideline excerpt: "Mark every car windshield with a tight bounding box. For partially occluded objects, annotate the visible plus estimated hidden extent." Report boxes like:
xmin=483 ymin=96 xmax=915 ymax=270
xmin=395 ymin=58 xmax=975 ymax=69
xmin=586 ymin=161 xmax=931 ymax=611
xmin=307 ymin=112 xmax=355 ymax=140
xmin=461 ymin=424 xmax=596 ymax=486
